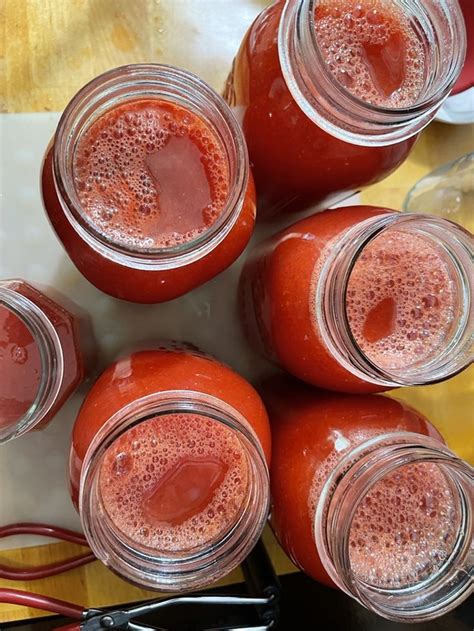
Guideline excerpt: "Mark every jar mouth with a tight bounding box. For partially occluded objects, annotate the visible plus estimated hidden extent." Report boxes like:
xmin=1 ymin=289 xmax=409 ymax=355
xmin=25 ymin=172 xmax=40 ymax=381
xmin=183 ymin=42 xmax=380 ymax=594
xmin=317 ymin=213 xmax=473 ymax=388
xmin=53 ymin=64 xmax=249 ymax=270
xmin=79 ymin=392 xmax=269 ymax=591
xmin=0 ymin=286 xmax=64 ymax=443
xmin=314 ymin=433 xmax=474 ymax=622
xmin=279 ymin=0 xmax=467 ymax=146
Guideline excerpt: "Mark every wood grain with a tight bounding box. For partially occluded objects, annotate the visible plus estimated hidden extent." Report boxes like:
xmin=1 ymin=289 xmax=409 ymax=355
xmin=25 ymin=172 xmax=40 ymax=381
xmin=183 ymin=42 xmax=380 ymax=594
xmin=2 ymin=0 xmax=157 ymax=113
xmin=1 ymin=0 xmax=269 ymax=112
xmin=1 ymin=0 xmax=473 ymax=623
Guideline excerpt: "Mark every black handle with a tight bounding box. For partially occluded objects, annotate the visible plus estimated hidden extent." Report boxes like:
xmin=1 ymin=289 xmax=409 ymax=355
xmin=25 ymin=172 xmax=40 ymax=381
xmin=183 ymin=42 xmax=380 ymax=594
xmin=241 ymin=539 xmax=280 ymax=628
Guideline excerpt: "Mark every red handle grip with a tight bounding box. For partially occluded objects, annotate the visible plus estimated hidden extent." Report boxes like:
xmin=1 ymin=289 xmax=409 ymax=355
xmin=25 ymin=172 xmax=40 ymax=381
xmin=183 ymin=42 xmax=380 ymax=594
xmin=0 ymin=588 xmax=85 ymax=618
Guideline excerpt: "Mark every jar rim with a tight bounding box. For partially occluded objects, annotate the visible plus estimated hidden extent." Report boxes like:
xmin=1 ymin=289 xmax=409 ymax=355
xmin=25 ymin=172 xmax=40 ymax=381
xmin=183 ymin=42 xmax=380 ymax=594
xmin=53 ymin=64 xmax=250 ymax=271
xmin=78 ymin=390 xmax=270 ymax=591
xmin=0 ymin=283 xmax=64 ymax=443
xmin=279 ymin=0 xmax=467 ymax=146
xmin=315 ymin=212 xmax=473 ymax=387
xmin=314 ymin=432 xmax=474 ymax=621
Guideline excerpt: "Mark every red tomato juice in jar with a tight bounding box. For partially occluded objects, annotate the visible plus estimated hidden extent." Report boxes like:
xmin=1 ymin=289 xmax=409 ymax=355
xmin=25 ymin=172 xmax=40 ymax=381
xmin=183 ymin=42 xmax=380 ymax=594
xmin=224 ymin=0 xmax=467 ymax=217
xmin=99 ymin=413 xmax=252 ymax=554
xmin=240 ymin=206 xmax=473 ymax=392
xmin=0 ymin=279 xmax=90 ymax=443
xmin=263 ymin=376 xmax=474 ymax=622
xmin=0 ymin=304 xmax=41 ymax=429
xmin=72 ymin=99 xmax=230 ymax=250
xmin=70 ymin=346 xmax=270 ymax=591
xmin=42 ymin=65 xmax=255 ymax=303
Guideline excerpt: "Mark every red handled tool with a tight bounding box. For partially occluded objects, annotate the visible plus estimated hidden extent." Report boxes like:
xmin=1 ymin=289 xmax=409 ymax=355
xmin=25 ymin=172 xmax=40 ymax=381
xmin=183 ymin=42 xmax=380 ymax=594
xmin=0 ymin=526 xmax=279 ymax=630
xmin=0 ymin=590 xmax=276 ymax=630
xmin=0 ymin=523 xmax=95 ymax=580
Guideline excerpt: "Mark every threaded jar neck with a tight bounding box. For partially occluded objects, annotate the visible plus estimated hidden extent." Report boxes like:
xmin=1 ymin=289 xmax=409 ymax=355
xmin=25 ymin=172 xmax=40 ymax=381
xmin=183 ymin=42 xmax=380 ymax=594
xmin=314 ymin=432 xmax=473 ymax=622
xmin=315 ymin=212 xmax=473 ymax=387
xmin=279 ymin=0 xmax=467 ymax=145
xmin=53 ymin=64 xmax=249 ymax=271
xmin=79 ymin=391 xmax=269 ymax=591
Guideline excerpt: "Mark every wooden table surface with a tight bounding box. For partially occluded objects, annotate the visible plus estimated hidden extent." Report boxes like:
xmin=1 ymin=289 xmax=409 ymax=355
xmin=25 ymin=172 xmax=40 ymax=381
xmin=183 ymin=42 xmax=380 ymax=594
xmin=1 ymin=0 xmax=473 ymax=624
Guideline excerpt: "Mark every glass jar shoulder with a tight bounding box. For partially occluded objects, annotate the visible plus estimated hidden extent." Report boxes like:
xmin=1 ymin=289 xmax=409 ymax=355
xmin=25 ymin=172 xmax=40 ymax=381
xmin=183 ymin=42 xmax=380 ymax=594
xmin=262 ymin=378 xmax=439 ymax=461
xmin=72 ymin=349 xmax=270 ymax=462
xmin=2 ymin=279 xmax=78 ymax=327
xmin=1 ymin=278 xmax=86 ymax=388
xmin=264 ymin=379 xmax=443 ymax=584
xmin=225 ymin=2 xmax=283 ymax=108
xmin=69 ymin=348 xmax=271 ymax=508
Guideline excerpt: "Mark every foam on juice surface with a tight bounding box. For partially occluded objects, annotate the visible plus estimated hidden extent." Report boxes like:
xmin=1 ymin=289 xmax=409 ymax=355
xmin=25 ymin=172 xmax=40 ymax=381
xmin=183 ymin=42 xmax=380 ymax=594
xmin=99 ymin=413 xmax=249 ymax=553
xmin=346 ymin=230 xmax=457 ymax=372
xmin=73 ymin=99 xmax=229 ymax=250
xmin=314 ymin=0 xmax=426 ymax=108
xmin=348 ymin=461 xmax=459 ymax=588
xmin=308 ymin=432 xmax=459 ymax=589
